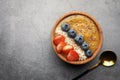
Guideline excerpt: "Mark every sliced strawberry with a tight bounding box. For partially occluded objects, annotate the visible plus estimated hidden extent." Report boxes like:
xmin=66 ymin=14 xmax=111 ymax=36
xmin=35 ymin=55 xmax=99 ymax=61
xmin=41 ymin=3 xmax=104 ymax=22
xmin=53 ymin=35 xmax=65 ymax=46
xmin=67 ymin=50 xmax=79 ymax=61
xmin=56 ymin=42 xmax=66 ymax=53
xmin=62 ymin=45 xmax=74 ymax=54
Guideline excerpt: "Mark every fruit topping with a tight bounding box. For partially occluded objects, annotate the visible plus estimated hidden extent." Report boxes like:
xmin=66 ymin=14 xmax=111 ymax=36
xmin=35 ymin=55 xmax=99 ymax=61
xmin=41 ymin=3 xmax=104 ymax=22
xmin=56 ymin=42 xmax=66 ymax=53
xmin=61 ymin=23 xmax=70 ymax=32
xmin=53 ymin=35 xmax=65 ymax=45
xmin=62 ymin=45 xmax=74 ymax=54
xmin=68 ymin=30 xmax=76 ymax=38
xmin=67 ymin=50 xmax=79 ymax=61
xmin=81 ymin=42 xmax=89 ymax=51
xmin=74 ymin=35 xmax=84 ymax=45
xmin=85 ymin=50 xmax=93 ymax=57
xmin=53 ymin=21 xmax=94 ymax=60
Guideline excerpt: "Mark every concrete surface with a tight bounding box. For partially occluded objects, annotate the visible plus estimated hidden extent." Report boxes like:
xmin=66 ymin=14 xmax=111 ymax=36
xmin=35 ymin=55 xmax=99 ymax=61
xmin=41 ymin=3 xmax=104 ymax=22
xmin=0 ymin=0 xmax=120 ymax=80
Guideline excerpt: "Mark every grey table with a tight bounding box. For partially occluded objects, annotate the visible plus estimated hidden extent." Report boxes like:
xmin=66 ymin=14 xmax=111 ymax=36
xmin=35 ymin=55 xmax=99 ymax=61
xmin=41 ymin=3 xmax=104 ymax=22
xmin=0 ymin=0 xmax=120 ymax=80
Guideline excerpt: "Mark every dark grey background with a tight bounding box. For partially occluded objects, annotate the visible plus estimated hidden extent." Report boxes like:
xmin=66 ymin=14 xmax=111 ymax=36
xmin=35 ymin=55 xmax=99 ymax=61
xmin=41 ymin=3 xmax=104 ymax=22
xmin=0 ymin=0 xmax=120 ymax=80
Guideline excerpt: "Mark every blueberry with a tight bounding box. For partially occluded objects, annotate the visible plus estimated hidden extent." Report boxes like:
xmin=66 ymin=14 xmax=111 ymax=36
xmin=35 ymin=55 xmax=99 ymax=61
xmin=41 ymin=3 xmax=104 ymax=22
xmin=68 ymin=30 xmax=76 ymax=38
xmin=85 ymin=50 xmax=93 ymax=57
xmin=74 ymin=35 xmax=84 ymax=45
xmin=61 ymin=23 xmax=70 ymax=32
xmin=81 ymin=42 xmax=89 ymax=50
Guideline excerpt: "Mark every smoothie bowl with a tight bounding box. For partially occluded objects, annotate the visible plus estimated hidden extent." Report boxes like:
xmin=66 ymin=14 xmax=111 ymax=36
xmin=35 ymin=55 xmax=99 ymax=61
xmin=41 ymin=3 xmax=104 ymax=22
xmin=51 ymin=12 xmax=103 ymax=65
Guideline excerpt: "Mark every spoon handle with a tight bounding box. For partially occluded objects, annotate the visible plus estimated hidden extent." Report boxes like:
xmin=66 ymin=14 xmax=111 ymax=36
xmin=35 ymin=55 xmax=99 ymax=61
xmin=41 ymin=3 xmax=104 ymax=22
xmin=72 ymin=69 xmax=90 ymax=80
xmin=72 ymin=62 xmax=100 ymax=80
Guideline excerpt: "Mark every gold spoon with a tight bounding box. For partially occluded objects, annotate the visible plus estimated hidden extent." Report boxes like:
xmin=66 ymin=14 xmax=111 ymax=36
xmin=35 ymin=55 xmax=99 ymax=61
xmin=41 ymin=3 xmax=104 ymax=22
xmin=72 ymin=50 xmax=117 ymax=80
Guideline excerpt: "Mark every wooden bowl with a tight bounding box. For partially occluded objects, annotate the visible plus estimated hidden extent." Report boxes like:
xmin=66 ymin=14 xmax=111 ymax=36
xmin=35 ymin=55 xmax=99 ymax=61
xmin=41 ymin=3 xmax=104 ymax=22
xmin=51 ymin=12 xmax=103 ymax=65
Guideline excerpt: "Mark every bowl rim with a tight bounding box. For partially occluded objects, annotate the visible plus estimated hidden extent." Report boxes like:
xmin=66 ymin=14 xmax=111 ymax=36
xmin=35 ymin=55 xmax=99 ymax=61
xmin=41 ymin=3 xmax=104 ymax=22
xmin=51 ymin=11 xmax=103 ymax=65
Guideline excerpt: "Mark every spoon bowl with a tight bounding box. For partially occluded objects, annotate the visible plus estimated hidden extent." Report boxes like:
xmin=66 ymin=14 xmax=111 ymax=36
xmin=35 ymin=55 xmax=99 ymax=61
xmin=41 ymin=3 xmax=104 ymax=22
xmin=100 ymin=50 xmax=117 ymax=67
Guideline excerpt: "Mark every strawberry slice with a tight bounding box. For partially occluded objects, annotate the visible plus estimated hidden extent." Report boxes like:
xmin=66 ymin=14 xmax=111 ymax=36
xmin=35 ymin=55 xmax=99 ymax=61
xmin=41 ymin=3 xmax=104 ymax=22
xmin=62 ymin=45 xmax=74 ymax=54
xmin=67 ymin=50 xmax=79 ymax=61
xmin=56 ymin=42 xmax=66 ymax=53
xmin=53 ymin=35 xmax=65 ymax=46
